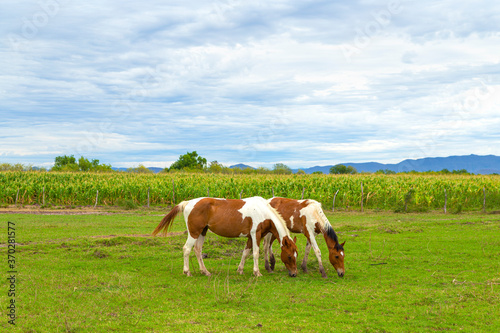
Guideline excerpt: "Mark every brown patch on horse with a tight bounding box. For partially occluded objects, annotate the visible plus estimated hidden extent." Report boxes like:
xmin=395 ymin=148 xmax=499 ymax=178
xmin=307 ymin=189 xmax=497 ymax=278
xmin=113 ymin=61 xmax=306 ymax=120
xmin=187 ymin=198 xmax=252 ymax=238
xmin=269 ymin=197 xmax=309 ymax=234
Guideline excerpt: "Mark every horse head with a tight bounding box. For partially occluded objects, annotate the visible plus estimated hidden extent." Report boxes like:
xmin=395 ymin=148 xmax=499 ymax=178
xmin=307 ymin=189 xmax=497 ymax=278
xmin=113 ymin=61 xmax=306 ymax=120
xmin=280 ymin=236 xmax=298 ymax=277
xmin=327 ymin=241 xmax=346 ymax=277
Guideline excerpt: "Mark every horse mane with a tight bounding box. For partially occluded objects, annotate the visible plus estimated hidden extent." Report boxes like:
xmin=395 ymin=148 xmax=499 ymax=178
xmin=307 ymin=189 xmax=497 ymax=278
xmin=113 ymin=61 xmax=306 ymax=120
xmin=311 ymin=200 xmax=343 ymax=251
xmin=325 ymin=225 xmax=344 ymax=251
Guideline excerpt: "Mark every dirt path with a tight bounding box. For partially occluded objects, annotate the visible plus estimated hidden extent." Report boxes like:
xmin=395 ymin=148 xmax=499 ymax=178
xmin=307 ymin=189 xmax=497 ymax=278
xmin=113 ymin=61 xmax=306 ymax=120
xmin=90 ymin=231 xmax=187 ymax=239
xmin=0 ymin=206 xmax=113 ymax=215
xmin=0 ymin=231 xmax=187 ymax=247
xmin=0 ymin=206 xmax=168 ymax=216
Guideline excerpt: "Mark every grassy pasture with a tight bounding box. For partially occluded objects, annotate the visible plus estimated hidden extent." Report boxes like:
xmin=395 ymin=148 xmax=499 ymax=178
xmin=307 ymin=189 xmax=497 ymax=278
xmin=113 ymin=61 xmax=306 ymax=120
xmin=1 ymin=210 xmax=499 ymax=332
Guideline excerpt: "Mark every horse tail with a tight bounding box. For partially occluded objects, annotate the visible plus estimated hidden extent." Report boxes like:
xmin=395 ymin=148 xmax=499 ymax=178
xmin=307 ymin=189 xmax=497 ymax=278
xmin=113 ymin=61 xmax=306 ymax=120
xmin=152 ymin=201 xmax=188 ymax=236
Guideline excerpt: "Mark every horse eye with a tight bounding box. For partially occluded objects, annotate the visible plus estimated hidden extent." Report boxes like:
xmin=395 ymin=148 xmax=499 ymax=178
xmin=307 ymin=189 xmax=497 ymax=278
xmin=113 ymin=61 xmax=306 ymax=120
xmin=335 ymin=256 xmax=339 ymax=259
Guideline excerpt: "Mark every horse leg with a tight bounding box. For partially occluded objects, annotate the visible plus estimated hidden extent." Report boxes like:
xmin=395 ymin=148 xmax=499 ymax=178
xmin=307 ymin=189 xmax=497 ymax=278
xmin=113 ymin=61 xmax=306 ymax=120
xmin=269 ymin=234 xmax=277 ymax=271
xmin=237 ymin=238 xmax=252 ymax=275
xmin=183 ymin=235 xmax=197 ymax=276
xmin=301 ymin=239 xmax=312 ymax=273
xmin=309 ymin=235 xmax=327 ymax=278
xmin=263 ymin=233 xmax=273 ymax=273
xmin=251 ymin=233 xmax=262 ymax=277
xmin=193 ymin=234 xmax=211 ymax=276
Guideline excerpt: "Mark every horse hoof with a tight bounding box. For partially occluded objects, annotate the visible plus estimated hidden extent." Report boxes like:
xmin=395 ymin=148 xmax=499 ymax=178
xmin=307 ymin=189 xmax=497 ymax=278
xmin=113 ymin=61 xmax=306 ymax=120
xmin=184 ymin=271 xmax=192 ymax=277
xmin=254 ymin=271 xmax=263 ymax=277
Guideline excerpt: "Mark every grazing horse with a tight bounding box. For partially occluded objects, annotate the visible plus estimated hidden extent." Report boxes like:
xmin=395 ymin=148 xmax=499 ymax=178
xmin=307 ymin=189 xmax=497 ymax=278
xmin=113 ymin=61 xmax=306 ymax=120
xmin=263 ymin=197 xmax=345 ymax=278
xmin=152 ymin=197 xmax=298 ymax=277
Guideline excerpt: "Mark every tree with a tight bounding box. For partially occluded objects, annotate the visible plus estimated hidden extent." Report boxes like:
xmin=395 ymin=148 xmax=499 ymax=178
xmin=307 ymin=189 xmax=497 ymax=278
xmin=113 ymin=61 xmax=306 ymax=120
xmin=78 ymin=157 xmax=93 ymax=171
xmin=54 ymin=155 xmax=77 ymax=168
xmin=169 ymin=151 xmax=207 ymax=171
xmin=375 ymin=169 xmax=396 ymax=175
xmin=255 ymin=166 xmax=271 ymax=174
xmin=0 ymin=163 xmax=34 ymax=171
xmin=52 ymin=155 xmax=112 ymax=172
xmin=127 ymin=164 xmax=153 ymax=173
xmin=208 ymin=161 xmax=231 ymax=173
xmin=273 ymin=163 xmax=292 ymax=175
xmin=452 ymin=169 xmax=470 ymax=175
xmin=329 ymin=164 xmax=357 ymax=175
xmin=52 ymin=155 xmax=78 ymax=171
xmin=93 ymin=160 xmax=113 ymax=172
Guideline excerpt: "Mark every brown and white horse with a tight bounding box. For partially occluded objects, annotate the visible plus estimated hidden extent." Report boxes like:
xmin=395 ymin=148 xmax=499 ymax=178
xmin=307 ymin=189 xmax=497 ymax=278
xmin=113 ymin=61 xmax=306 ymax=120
xmin=263 ymin=197 xmax=345 ymax=278
xmin=152 ymin=197 xmax=298 ymax=277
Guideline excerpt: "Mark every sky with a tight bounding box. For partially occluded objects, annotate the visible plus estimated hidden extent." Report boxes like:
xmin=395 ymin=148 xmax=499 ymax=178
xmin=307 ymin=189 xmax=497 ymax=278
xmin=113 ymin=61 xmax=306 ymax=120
xmin=1 ymin=0 xmax=500 ymax=169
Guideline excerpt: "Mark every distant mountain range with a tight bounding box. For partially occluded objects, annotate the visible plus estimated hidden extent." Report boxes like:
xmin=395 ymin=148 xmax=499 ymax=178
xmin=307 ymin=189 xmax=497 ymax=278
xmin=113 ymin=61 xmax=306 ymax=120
xmin=113 ymin=155 xmax=500 ymax=174
xmin=232 ymin=154 xmax=500 ymax=175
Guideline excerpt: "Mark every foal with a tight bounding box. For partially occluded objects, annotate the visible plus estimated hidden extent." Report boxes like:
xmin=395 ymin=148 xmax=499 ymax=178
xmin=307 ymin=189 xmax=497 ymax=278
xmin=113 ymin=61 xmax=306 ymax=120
xmin=263 ymin=197 xmax=345 ymax=278
xmin=152 ymin=197 xmax=298 ymax=277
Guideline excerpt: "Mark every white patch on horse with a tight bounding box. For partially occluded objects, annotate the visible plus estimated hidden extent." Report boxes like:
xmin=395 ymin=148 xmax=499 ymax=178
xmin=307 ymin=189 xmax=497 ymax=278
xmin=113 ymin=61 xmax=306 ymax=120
xmin=289 ymin=215 xmax=294 ymax=230
xmin=340 ymin=251 xmax=344 ymax=257
xmin=238 ymin=197 xmax=267 ymax=234
xmin=299 ymin=202 xmax=319 ymax=236
xmin=183 ymin=197 xmax=207 ymax=230
xmin=247 ymin=197 xmax=291 ymax=247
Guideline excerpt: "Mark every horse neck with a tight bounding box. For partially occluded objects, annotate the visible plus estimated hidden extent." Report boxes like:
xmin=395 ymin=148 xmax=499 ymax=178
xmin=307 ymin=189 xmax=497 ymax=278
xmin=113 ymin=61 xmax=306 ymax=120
xmin=267 ymin=208 xmax=290 ymax=245
xmin=272 ymin=219 xmax=289 ymax=244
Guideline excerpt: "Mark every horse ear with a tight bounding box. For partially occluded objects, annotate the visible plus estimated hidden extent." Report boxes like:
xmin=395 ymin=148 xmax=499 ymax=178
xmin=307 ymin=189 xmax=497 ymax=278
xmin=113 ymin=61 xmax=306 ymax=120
xmin=341 ymin=241 xmax=346 ymax=247
xmin=282 ymin=237 xmax=289 ymax=246
xmin=293 ymin=236 xmax=297 ymax=244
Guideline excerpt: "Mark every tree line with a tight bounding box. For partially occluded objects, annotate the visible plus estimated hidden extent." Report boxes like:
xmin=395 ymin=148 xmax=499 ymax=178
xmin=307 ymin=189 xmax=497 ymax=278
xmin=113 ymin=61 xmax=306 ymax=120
xmin=0 ymin=151 xmax=478 ymax=175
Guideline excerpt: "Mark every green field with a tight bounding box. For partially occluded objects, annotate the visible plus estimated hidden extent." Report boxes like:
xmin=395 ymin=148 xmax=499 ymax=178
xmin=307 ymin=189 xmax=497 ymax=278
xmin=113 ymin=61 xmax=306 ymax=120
xmin=1 ymin=209 xmax=499 ymax=332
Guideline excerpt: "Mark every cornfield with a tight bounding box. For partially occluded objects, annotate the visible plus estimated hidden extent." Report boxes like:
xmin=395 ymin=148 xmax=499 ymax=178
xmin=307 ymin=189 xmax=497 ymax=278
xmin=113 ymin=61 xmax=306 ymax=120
xmin=1 ymin=171 xmax=499 ymax=212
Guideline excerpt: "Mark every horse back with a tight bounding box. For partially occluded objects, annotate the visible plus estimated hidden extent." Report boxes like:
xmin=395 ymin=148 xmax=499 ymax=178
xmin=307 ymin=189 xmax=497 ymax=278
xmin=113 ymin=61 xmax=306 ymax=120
xmin=187 ymin=198 xmax=253 ymax=238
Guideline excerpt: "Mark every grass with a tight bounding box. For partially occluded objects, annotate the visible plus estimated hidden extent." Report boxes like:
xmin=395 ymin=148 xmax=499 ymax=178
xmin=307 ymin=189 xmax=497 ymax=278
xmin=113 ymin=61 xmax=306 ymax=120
xmin=1 ymin=210 xmax=500 ymax=332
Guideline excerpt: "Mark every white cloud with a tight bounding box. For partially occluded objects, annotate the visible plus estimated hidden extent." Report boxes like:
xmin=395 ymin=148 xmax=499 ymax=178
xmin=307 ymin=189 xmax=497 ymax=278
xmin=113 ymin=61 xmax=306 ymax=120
xmin=1 ymin=0 xmax=499 ymax=168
